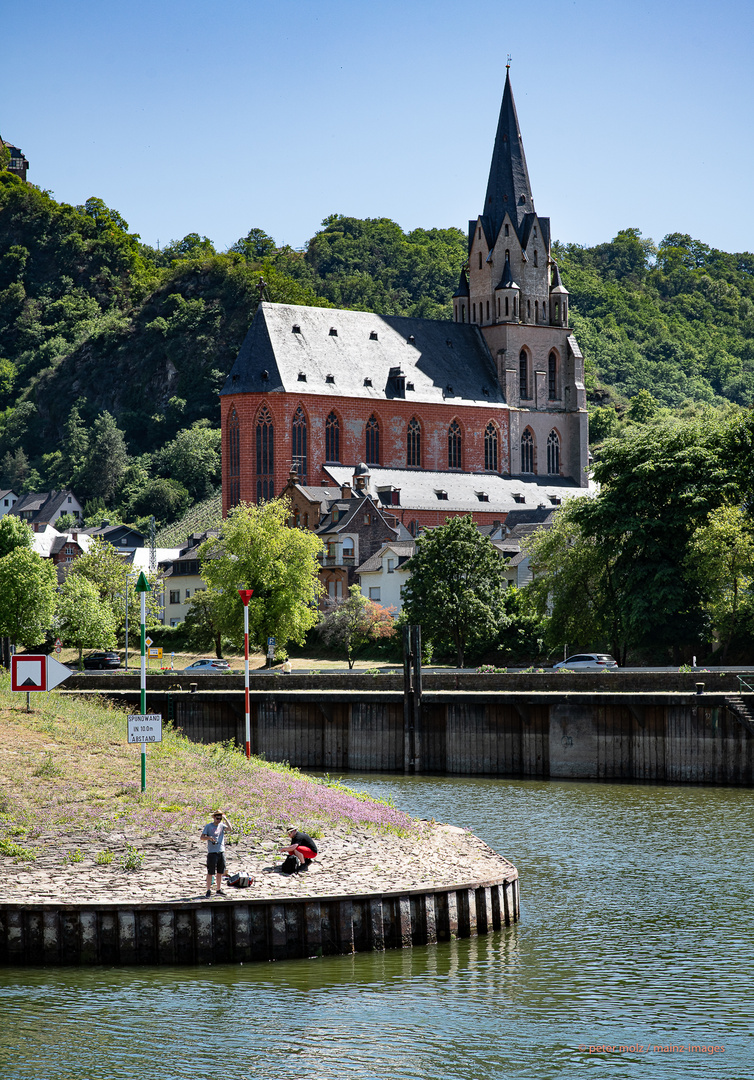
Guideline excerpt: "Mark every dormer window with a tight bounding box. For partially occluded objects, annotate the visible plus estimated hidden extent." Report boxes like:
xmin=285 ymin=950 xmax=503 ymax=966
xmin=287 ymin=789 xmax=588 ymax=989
xmin=435 ymin=490 xmax=448 ymax=501
xmin=292 ymin=324 xmax=301 ymax=333
xmin=513 ymin=493 xmax=526 ymax=504
xmin=407 ymin=335 xmax=415 ymax=344
xmin=261 ymin=369 xmax=269 ymax=380
xmin=406 ymin=381 xmax=414 ymax=391
xmin=298 ymin=372 xmax=307 ymax=382
xmin=549 ymin=495 xmax=562 ymax=505
xmin=445 ymin=384 xmax=454 ymax=396
xmin=363 ymin=377 xmax=372 ymax=387
xmin=329 ymin=327 xmax=338 ymax=336
xmin=476 ymin=492 xmax=489 ymax=502
xmin=325 ymin=373 xmax=335 ymax=383
xmin=370 ymin=330 xmax=378 ymax=340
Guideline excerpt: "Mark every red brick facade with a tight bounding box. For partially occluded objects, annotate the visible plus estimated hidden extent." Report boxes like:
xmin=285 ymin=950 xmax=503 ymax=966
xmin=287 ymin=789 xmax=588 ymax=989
xmin=222 ymin=393 xmax=511 ymax=525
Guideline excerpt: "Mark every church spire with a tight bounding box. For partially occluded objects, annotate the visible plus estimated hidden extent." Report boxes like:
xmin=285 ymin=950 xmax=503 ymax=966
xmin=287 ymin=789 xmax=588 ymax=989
xmin=482 ymin=68 xmax=534 ymax=242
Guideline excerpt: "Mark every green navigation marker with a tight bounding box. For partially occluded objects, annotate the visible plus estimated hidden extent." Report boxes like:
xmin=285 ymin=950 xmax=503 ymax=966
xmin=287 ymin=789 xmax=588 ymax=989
xmin=135 ymin=571 xmax=151 ymax=790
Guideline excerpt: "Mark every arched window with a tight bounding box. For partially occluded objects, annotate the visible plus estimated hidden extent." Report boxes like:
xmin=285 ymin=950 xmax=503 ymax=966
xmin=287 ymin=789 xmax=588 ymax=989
xmin=547 ymin=430 xmax=560 ymax=475
xmin=255 ymin=405 xmax=274 ymax=503
xmin=366 ymin=414 xmax=380 ymax=465
xmin=325 ymin=411 xmax=340 ymax=462
xmin=521 ymin=429 xmax=534 ymax=473
xmin=407 ymin=417 xmax=421 ymax=468
xmin=519 ymin=350 xmax=529 ymax=399
xmin=484 ymin=422 xmax=498 ymax=471
xmin=292 ymin=405 xmax=307 ymax=484
xmin=548 ymin=352 xmax=558 ymax=399
xmin=228 ymin=408 xmax=241 ymax=509
xmin=448 ymin=420 xmax=462 ymax=469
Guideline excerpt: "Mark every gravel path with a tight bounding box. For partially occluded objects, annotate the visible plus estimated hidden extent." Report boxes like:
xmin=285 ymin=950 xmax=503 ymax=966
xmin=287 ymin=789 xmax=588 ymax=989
xmin=1 ymin=823 xmax=516 ymax=905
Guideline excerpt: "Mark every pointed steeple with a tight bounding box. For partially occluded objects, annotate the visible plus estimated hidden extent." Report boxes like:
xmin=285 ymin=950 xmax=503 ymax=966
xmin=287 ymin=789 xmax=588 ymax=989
xmin=452 ymin=267 xmax=470 ymax=298
xmin=482 ymin=68 xmax=534 ymax=242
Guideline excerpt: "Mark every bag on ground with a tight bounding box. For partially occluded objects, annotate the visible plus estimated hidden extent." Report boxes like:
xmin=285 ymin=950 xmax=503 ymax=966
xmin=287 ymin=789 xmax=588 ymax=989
xmin=226 ymin=872 xmax=253 ymax=888
xmin=281 ymin=854 xmax=299 ymax=875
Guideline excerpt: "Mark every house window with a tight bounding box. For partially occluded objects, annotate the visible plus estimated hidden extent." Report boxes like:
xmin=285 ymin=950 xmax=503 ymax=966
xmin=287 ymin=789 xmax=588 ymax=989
xmin=170 ymin=618 xmax=180 ymax=627
xmin=366 ymin=414 xmax=380 ymax=465
xmin=407 ymin=417 xmax=421 ymax=467
xmin=387 ymin=559 xmax=395 ymax=573
xmin=484 ymin=422 xmax=498 ymax=471
xmin=519 ymin=350 xmax=529 ymax=399
xmin=228 ymin=408 xmax=241 ymax=508
xmin=521 ymin=429 xmax=534 ymax=473
xmin=342 ymin=537 xmax=354 ymax=563
xmin=369 ymin=587 xmax=381 ymax=601
xmin=547 ymin=430 xmax=560 ymax=475
xmin=169 ymin=590 xmax=180 ymax=604
xmin=185 ymin=589 xmax=191 ymax=600
xmin=325 ymin=411 xmax=340 ymax=463
xmin=448 ymin=420 xmax=462 ymax=469
xmin=292 ymin=406 xmax=307 ymax=484
xmin=549 ymin=352 xmax=558 ymax=398
xmin=255 ymin=405 xmax=274 ymax=502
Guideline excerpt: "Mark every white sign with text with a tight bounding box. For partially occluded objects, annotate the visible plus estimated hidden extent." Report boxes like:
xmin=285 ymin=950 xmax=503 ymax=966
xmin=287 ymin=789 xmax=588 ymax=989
xmin=127 ymin=714 xmax=163 ymax=743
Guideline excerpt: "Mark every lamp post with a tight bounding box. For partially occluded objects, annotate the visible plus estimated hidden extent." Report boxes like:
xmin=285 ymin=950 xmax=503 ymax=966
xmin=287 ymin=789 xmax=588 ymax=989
xmin=238 ymin=589 xmax=254 ymax=758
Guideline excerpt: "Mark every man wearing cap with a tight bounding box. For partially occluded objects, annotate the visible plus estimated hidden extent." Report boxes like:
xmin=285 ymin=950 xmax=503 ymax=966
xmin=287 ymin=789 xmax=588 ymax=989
xmin=201 ymin=811 xmax=231 ymax=897
xmin=281 ymin=827 xmax=318 ymax=871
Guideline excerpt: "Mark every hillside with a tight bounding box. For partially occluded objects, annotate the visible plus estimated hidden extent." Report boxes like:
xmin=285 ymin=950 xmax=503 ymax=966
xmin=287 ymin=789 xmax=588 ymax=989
xmin=1 ymin=170 xmax=753 ymax=530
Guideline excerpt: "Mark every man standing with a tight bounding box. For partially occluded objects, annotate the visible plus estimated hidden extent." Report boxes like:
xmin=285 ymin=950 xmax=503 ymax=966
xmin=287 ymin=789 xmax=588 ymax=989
xmin=201 ymin=811 xmax=231 ymax=897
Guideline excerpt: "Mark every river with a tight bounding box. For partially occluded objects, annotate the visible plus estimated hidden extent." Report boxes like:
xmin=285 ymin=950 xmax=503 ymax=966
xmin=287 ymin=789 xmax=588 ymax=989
xmin=0 ymin=775 xmax=751 ymax=1079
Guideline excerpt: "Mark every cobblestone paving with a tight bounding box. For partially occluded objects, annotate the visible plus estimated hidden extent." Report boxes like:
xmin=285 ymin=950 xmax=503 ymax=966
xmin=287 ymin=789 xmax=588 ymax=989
xmin=1 ymin=823 xmax=515 ymax=905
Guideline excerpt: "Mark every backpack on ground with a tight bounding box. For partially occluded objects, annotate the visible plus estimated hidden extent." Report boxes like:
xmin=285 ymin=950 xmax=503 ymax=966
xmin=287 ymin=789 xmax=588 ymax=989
xmin=226 ymin=872 xmax=253 ymax=888
xmin=280 ymin=854 xmax=299 ymax=875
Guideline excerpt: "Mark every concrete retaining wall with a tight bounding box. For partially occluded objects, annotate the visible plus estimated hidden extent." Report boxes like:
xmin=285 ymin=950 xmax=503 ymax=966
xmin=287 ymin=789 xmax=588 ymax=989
xmin=64 ymin=689 xmax=754 ymax=785
xmin=0 ymin=876 xmax=519 ymax=967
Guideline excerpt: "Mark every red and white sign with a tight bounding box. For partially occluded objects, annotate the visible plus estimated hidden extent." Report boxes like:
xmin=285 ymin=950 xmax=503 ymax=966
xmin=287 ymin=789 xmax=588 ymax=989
xmin=11 ymin=654 xmax=72 ymax=693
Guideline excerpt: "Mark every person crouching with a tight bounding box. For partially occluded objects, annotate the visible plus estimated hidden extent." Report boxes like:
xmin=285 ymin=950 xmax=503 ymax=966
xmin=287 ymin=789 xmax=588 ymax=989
xmin=281 ymin=827 xmax=318 ymax=871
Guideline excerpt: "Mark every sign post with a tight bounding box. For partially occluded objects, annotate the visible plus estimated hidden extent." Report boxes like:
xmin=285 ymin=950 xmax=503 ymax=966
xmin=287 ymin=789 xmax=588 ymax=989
xmin=11 ymin=655 xmax=72 ymax=712
xmin=267 ymin=636 xmax=275 ymax=668
xmin=238 ymin=589 xmax=254 ymax=758
xmin=135 ymin=571 xmax=151 ymax=791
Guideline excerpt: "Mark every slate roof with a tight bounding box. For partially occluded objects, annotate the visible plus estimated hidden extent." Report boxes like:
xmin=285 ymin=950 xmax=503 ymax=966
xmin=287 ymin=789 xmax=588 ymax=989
xmin=222 ymin=303 xmax=505 ymax=408
xmin=356 ymin=541 xmax=416 ymax=575
xmin=11 ymin=490 xmax=79 ymax=523
xmin=324 ymin=465 xmax=593 ymax=515
xmin=480 ymin=70 xmax=535 ymax=243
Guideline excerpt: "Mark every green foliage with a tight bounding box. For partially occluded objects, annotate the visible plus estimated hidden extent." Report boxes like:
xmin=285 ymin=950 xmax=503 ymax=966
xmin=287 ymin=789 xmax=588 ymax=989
xmin=0 ymin=515 xmax=33 ymax=558
xmin=56 ymin=573 xmax=118 ymax=667
xmin=78 ymin=411 xmax=129 ymax=501
xmin=183 ymin=588 xmax=226 ymax=658
xmin=0 ymin=548 xmax=57 ymax=646
xmin=317 ymin=585 xmax=396 ymax=669
xmin=199 ymin=499 xmax=323 ymax=652
xmin=66 ymin=538 xmax=162 ymax=633
xmin=155 ymin=490 xmax=222 ymax=546
xmin=401 ymin=515 xmax=508 ymax=667
xmin=121 ymin=843 xmax=144 ymax=871
xmin=156 ymin=422 xmax=221 ymax=499
xmin=126 ymin=477 xmax=191 ymax=525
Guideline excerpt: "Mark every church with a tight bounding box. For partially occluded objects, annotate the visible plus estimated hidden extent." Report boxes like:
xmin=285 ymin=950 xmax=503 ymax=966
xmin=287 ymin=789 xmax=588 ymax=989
xmin=220 ymin=69 xmax=590 ymax=532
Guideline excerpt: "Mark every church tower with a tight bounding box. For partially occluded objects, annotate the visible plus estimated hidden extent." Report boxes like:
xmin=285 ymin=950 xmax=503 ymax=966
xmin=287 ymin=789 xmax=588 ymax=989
xmin=453 ymin=67 xmax=589 ymax=487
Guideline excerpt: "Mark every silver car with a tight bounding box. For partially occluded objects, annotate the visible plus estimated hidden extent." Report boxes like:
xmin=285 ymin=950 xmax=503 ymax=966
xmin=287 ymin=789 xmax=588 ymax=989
xmin=553 ymin=653 xmax=618 ymax=671
xmin=181 ymin=659 xmax=231 ymax=674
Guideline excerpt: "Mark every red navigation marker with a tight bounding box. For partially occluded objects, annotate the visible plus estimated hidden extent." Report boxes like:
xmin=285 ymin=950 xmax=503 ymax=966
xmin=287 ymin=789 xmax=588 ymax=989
xmin=11 ymin=654 xmax=72 ymax=693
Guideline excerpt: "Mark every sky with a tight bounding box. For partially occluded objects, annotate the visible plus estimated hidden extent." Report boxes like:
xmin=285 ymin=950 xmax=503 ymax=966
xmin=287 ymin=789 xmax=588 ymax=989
xmin=5 ymin=0 xmax=754 ymax=255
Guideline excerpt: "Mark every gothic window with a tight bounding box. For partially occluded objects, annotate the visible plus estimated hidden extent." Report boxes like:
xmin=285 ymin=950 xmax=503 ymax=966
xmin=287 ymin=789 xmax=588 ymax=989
xmin=407 ymin=417 xmax=421 ymax=467
xmin=478 ymin=252 xmax=482 ymax=269
xmin=547 ymin=430 xmax=560 ymax=474
xmin=448 ymin=420 xmax=462 ymax=469
xmin=534 ymin=250 xmax=538 ymax=267
xmin=535 ymin=300 xmax=539 ymax=322
xmin=255 ymin=405 xmax=275 ymax=502
xmin=473 ymin=303 xmax=476 ymax=322
xmin=228 ymin=408 xmax=240 ymax=509
xmin=292 ymin=405 xmax=307 ymax=484
xmin=548 ymin=352 xmax=558 ymax=399
xmin=521 ymin=429 xmax=534 ymax=473
xmin=325 ymin=411 xmax=340 ymax=462
xmin=505 ymin=224 xmax=509 ymax=236
xmin=486 ymin=300 xmax=490 ymax=320
xmin=519 ymin=350 xmax=529 ymax=399
xmin=484 ymin=422 xmax=498 ymax=471
xmin=366 ymin=414 xmax=380 ymax=465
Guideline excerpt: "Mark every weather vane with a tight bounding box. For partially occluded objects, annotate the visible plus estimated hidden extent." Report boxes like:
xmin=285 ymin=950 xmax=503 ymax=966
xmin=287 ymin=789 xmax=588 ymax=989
xmin=506 ymin=54 xmax=512 ymax=70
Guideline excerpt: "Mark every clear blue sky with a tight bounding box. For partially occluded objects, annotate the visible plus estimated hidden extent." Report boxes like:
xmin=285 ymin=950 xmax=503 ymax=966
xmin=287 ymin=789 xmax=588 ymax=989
xmin=5 ymin=0 xmax=754 ymax=255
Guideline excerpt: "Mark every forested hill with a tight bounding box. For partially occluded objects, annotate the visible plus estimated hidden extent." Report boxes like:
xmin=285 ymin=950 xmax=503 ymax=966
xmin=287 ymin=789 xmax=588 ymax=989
xmin=1 ymin=168 xmax=753 ymax=528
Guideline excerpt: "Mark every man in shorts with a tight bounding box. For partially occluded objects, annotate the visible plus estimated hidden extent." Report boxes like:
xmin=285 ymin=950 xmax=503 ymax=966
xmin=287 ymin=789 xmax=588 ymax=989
xmin=201 ymin=811 xmax=231 ymax=897
xmin=281 ymin=827 xmax=318 ymax=871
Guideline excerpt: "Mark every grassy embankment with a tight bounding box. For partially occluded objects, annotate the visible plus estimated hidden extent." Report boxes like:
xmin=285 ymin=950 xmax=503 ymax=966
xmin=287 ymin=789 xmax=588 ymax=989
xmin=0 ymin=672 xmax=417 ymax=863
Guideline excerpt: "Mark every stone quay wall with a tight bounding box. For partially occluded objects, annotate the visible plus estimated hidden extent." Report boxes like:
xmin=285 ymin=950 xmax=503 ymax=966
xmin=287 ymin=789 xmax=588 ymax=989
xmin=64 ymin=688 xmax=754 ymax=786
xmin=0 ymin=876 xmax=519 ymax=967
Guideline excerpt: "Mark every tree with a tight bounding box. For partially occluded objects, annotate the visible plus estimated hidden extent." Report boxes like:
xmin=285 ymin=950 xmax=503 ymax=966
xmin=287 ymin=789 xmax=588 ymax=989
xmin=66 ymin=538 xmax=162 ymax=634
xmin=56 ymin=574 xmax=117 ymax=668
xmin=685 ymin=505 xmax=754 ymax=662
xmin=183 ymin=588 xmax=226 ymax=658
xmin=627 ymin=389 xmax=658 ymax=424
xmin=0 ymin=515 xmax=33 ymax=559
xmin=199 ymin=499 xmax=323 ymax=653
xmin=401 ymin=515 xmax=508 ymax=667
xmin=127 ymin=478 xmax=191 ymax=525
xmin=317 ymin=586 xmax=395 ymax=668
xmin=79 ymin=412 xmax=129 ymax=502
xmin=157 ymin=424 xmax=221 ymax=499
xmin=230 ymin=227 xmax=277 ymax=260
xmin=0 ymin=548 xmax=57 ymax=648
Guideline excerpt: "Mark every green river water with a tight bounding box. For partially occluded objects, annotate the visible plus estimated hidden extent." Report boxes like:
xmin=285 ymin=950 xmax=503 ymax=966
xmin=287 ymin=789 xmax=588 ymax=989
xmin=0 ymin=775 xmax=751 ymax=1079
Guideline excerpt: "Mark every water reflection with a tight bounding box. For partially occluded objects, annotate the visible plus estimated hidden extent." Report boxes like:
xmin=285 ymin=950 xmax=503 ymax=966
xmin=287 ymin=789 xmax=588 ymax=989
xmin=1 ymin=775 xmax=752 ymax=1079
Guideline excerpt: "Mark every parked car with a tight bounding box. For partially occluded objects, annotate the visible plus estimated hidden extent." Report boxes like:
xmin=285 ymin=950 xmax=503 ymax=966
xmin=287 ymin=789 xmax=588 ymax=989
xmin=181 ymin=659 xmax=232 ymax=674
xmin=83 ymin=651 xmax=122 ymax=670
xmin=552 ymin=653 xmax=618 ymax=671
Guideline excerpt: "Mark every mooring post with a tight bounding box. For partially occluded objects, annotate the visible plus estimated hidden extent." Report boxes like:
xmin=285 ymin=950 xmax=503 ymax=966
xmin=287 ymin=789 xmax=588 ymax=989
xmin=411 ymin=624 xmax=422 ymax=773
xmin=403 ymin=624 xmax=421 ymax=774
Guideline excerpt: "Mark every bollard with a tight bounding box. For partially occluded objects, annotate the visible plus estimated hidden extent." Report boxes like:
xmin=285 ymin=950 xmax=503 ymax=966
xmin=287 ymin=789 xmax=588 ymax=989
xmin=696 ymin=682 xmax=704 ymax=695
xmin=190 ymin=682 xmax=198 ymax=694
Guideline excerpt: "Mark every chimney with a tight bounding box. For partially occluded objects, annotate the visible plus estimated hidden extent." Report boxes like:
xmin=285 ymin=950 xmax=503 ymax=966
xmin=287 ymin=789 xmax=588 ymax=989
xmin=341 ymin=482 xmax=352 ymax=499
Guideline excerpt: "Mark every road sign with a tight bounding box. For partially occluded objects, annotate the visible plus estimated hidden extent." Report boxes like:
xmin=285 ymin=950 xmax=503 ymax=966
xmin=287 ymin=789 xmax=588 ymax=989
xmin=267 ymin=636 xmax=276 ymax=658
xmin=148 ymin=647 xmax=163 ymax=659
xmin=11 ymin=654 xmax=72 ymax=693
xmin=145 ymin=636 xmax=153 ymax=648
xmin=127 ymin=714 xmax=163 ymax=743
